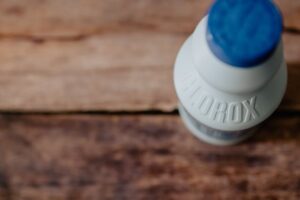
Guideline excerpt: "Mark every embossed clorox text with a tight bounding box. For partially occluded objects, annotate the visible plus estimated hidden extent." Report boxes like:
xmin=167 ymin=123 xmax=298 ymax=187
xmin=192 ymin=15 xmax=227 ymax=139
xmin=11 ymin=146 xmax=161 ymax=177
xmin=183 ymin=84 xmax=259 ymax=124
xmin=197 ymin=94 xmax=258 ymax=124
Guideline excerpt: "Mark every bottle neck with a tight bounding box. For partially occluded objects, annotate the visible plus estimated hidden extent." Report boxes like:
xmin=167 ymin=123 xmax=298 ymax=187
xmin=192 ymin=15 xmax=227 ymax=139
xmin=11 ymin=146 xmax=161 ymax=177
xmin=191 ymin=16 xmax=284 ymax=94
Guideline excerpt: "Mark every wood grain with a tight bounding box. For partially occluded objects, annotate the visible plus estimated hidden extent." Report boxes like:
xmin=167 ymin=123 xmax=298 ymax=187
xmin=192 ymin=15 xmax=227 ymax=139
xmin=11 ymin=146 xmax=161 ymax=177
xmin=0 ymin=1 xmax=298 ymax=112
xmin=0 ymin=0 xmax=298 ymax=38
xmin=0 ymin=114 xmax=299 ymax=200
xmin=0 ymin=32 xmax=298 ymax=112
xmin=0 ymin=2 xmax=297 ymax=199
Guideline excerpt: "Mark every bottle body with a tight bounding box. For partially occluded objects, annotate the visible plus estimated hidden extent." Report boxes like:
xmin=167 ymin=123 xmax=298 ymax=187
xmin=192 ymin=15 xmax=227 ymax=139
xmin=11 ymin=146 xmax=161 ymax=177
xmin=174 ymin=17 xmax=287 ymax=145
xmin=178 ymin=103 xmax=256 ymax=145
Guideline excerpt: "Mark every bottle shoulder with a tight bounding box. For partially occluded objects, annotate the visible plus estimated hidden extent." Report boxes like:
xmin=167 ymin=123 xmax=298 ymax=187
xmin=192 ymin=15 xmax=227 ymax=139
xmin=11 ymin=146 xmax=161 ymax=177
xmin=174 ymin=36 xmax=287 ymax=131
xmin=192 ymin=16 xmax=284 ymax=94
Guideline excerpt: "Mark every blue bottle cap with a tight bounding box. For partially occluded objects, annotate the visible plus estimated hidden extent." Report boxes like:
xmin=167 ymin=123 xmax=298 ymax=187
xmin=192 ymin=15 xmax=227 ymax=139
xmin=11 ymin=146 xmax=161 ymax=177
xmin=206 ymin=0 xmax=283 ymax=67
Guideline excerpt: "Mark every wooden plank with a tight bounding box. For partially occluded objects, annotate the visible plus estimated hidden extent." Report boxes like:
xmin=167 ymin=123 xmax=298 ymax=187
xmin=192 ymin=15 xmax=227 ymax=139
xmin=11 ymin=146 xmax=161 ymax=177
xmin=0 ymin=31 xmax=181 ymax=112
xmin=275 ymin=0 xmax=300 ymax=31
xmin=0 ymin=114 xmax=299 ymax=200
xmin=0 ymin=0 xmax=298 ymax=112
xmin=0 ymin=32 xmax=298 ymax=112
xmin=0 ymin=0 xmax=298 ymax=38
xmin=0 ymin=0 xmax=211 ymax=37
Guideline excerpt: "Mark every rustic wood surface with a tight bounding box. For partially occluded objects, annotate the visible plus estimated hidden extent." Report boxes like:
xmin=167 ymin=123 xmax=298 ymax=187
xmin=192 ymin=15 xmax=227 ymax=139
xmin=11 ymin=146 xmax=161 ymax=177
xmin=0 ymin=1 xmax=299 ymax=200
xmin=0 ymin=0 xmax=298 ymax=112
xmin=0 ymin=0 xmax=298 ymax=37
xmin=0 ymin=32 xmax=298 ymax=112
xmin=0 ymin=114 xmax=299 ymax=200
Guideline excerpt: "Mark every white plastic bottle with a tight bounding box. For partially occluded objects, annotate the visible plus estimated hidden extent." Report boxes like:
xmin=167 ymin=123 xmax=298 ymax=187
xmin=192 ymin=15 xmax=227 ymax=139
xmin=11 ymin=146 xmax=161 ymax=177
xmin=173 ymin=0 xmax=287 ymax=145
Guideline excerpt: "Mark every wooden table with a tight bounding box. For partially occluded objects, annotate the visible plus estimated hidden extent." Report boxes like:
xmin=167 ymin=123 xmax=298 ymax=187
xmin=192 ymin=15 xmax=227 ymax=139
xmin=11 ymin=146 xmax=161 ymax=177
xmin=0 ymin=1 xmax=299 ymax=199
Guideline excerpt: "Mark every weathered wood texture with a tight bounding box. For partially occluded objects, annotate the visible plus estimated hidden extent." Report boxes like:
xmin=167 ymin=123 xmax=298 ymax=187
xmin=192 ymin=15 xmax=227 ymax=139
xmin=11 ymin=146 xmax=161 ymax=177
xmin=0 ymin=114 xmax=299 ymax=200
xmin=0 ymin=32 xmax=298 ymax=112
xmin=0 ymin=2 xmax=298 ymax=200
xmin=0 ymin=0 xmax=298 ymax=37
xmin=0 ymin=0 xmax=298 ymax=112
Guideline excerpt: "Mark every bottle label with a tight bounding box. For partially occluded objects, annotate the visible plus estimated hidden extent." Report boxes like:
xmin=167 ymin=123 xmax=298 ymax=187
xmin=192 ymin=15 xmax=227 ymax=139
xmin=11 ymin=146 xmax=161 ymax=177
xmin=181 ymin=72 xmax=259 ymax=125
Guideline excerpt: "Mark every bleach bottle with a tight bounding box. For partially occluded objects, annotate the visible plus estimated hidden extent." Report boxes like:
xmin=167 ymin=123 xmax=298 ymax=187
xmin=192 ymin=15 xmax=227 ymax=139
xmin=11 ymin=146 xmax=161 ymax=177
xmin=174 ymin=0 xmax=287 ymax=145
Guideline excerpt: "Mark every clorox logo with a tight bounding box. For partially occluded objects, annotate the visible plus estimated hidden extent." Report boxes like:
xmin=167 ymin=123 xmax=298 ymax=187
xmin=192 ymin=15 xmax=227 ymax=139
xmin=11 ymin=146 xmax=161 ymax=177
xmin=183 ymin=83 xmax=259 ymax=124
xmin=195 ymin=95 xmax=258 ymax=123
